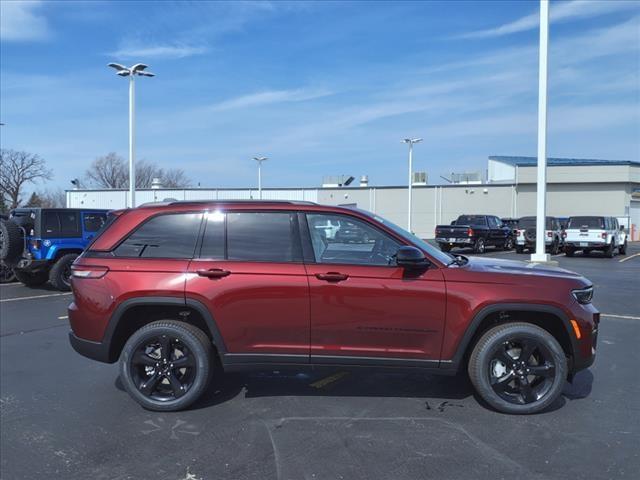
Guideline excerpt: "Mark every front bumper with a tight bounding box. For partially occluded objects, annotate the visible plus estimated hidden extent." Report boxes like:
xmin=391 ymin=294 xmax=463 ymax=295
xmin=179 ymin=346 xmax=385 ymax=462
xmin=569 ymin=304 xmax=599 ymax=373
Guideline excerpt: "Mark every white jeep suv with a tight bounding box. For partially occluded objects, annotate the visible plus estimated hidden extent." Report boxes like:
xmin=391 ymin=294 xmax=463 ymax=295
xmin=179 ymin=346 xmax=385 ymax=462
xmin=563 ymin=216 xmax=627 ymax=257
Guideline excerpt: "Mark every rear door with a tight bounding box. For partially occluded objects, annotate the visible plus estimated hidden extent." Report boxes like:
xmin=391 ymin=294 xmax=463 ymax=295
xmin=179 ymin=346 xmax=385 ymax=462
xmin=185 ymin=210 xmax=310 ymax=363
xmin=487 ymin=216 xmax=503 ymax=246
xmin=304 ymin=212 xmax=446 ymax=364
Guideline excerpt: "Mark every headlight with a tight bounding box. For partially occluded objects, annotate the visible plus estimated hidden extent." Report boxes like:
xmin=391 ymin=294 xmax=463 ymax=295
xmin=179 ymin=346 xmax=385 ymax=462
xmin=572 ymin=286 xmax=593 ymax=304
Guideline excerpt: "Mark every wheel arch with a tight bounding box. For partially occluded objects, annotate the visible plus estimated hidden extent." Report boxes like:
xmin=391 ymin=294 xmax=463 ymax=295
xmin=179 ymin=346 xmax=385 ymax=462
xmin=442 ymin=303 xmax=578 ymax=373
xmin=103 ymin=296 xmax=227 ymax=363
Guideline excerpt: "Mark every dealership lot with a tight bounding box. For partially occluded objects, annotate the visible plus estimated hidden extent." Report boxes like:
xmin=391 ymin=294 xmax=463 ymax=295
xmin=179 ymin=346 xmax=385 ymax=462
xmin=1 ymin=246 xmax=639 ymax=480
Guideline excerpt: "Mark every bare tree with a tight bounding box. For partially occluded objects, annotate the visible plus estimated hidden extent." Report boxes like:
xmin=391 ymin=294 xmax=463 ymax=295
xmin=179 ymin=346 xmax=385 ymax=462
xmin=84 ymin=152 xmax=128 ymax=188
xmin=0 ymin=149 xmax=52 ymax=208
xmin=163 ymin=168 xmax=191 ymax=188
xmin=39 ymin=188 xmax=67 ymax=208
xmin=84 ymin=153 xmax=191 ymax=189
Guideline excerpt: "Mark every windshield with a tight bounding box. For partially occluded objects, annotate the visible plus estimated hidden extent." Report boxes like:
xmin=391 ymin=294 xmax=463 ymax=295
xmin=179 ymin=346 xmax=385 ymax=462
xmin=355 ymin=209 xmax=452 ymax=265
xmin=455 ymin=215 xmax=487 ymax=227
xmin=568 ymin=216 xmax=604 ymax=229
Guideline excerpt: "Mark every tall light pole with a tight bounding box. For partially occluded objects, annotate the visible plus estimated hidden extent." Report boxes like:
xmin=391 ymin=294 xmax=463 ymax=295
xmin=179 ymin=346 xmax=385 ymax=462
xmin=107 ymin=63 xmax=155 ymax=208
xmin=531 ymin=0 xmax=550 ymax=263
xmin=253 ymin=156 xmax=268 ymax=199
xmin=402 ymin=138 xmax=422 ymax=232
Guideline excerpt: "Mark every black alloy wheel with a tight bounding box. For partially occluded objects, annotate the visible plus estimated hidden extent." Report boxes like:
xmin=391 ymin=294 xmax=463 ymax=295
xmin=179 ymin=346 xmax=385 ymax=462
xmin=504 ymin=237 xmax=514 ymax=250
xmin=474 ymin=238 xmax=486 ymax=254
xmin=488 ymin=338 xmax=556 ymax=405
xmin=120 ymin=321 xmax=213 ymax=411
xmin=468 ymin=322 xmax=567 ymax=414
xmin=0 ymin=264 xmax=16 ymax=283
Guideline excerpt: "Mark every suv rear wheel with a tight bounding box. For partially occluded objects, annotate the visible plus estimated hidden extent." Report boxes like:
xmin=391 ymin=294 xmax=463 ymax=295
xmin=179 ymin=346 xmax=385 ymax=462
xmin=468 ymin=322 xmax=567 ymax=414
xmin=49 ymin=253 xmax=78 ymax=291
xmin=619 ymin=240 xmax=627 ymax=255
xmin=14 ymin=269 xmax=49 ymax=287
xmin=120 ymin=320 xmax=214 ymax=411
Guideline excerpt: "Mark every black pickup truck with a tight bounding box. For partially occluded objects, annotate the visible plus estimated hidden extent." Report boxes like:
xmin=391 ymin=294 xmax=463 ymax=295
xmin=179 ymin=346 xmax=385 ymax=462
xmin=435 ymin=214 xmax=514 ymax=253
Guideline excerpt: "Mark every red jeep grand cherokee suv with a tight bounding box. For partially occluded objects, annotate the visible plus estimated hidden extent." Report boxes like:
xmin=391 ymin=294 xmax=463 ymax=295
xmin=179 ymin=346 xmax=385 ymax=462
xmin=68 ymin=201 xmax=598 ymax=414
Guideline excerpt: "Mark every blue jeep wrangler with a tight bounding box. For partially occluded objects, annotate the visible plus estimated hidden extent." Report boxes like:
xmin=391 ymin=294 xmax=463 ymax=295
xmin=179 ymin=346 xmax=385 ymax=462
xmin=0 ymin=208 xmax=109 ymax=291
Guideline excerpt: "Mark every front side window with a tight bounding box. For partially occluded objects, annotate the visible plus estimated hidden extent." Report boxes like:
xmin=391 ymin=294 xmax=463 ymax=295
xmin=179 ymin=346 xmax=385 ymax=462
xmin=83 ymin=213 xmax=107 ymax=232
xmin=226 ymin=212 xmax=298 ymax=263
xmin=306 ymin=213 xmax=400 ymax=266
xmin=115 ymin=213 xmax=202 ymax=258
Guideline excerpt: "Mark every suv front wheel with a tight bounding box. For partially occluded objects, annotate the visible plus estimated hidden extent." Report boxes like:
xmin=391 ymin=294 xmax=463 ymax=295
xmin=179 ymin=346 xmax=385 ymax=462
xmin=468 ymin=322 xmax=567 ymax=414
xmin=120 ymin=320 xmax=214 ymax=411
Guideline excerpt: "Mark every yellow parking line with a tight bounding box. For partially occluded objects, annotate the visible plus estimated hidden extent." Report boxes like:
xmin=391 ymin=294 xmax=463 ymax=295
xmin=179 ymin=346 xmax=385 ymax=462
xmin=310 ymin=371 xmax=349 ymax=389
xmin=619 ymin=253 xmax=640 ymax=263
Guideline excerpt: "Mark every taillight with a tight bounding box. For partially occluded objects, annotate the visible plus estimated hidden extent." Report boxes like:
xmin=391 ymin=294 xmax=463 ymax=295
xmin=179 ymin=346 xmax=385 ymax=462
xmin=517 ymin=229 xmax=523 ymax=237
xmin=71 ymin=265 xmax=109 ymax=279
xmin=467 ymin=228 xmax=474 ymax=237
xmin=30 ymin=239 xmax=41 ymax=250
xmin=547 ymin=231 xmax=552 ymax=238
xmin=562 ymin=231 xmax=566 ymax=238
xmin=601 ymin=232 xmax=607 ymax=239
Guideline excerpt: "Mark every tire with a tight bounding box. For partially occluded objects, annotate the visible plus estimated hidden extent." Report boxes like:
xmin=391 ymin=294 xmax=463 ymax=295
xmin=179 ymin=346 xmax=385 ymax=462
xmin=49 ymin=253 xmax=78 ymax=291
xmin=503 ymin=237 xmax=514 ymax=251
xmin=14 ymin=269 xmax=49 ymax=287
xmin=440 ymin=244 xmax=451 ymax=253
xmin=119 ymin=320 xmax=214 ymax=411
xmin=473 ymin=238 xmax=486 ymax=254
xmin=619 ymin=240 xmax=627 ymax=255
xmin=0 ymin=264 xmax=16 ymax=283
xmin=468 ymin=322 xmax=567 ymax=414
xmin=550 ymin=239 xmax=560 ymax=255
xmin=515 ymin=245 xmax=524 ymax=254
xmin=564 ymin=247 xmax=574 ymax=257
xmin=0 ymin=220 xmax=23 ymax=265
xmin=605 ymin=241 xmax=615 ymax=258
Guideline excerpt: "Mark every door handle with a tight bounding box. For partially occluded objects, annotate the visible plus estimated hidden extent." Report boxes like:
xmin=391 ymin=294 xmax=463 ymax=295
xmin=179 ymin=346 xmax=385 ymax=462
xmin=197 ymin=268 xmax=231 ymax=279
xmin=315 ymin=272 xmax=349 ymax=282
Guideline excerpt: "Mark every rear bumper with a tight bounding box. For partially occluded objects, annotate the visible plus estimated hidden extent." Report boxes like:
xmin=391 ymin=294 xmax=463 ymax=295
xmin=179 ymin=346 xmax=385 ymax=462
xmin=68 ymin=331 xmax=113 ymax=363
xmin=435 ymin=237 xmax=473 ymax=246
xmin=15 ymin=259 xmax=51 ymax=272
xmin=565 ymin=242 xmax=606 ymax=249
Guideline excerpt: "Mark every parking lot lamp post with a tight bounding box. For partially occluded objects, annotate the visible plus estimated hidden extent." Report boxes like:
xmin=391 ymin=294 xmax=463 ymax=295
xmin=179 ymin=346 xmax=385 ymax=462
xmin=107 ymin=63 xmax=155 ymax=208
xmin=402 ymin=138 xmax=422 ymax=233
xmin=531 ymin=0 xmax=551 ymax=263
xmin=253 ymin=156 xmax=268 ymax=200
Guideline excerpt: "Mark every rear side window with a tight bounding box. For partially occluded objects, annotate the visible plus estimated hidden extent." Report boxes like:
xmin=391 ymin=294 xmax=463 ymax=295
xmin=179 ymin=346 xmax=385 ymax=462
xmin=115 ymin=213 xmax=202 ymax=258
xmin=42 ymin=211 xmax=80 ymax=237
xmin=226 ymin=212 xmax=298 ymax=263
xmin=568 ymin=217 xmax=604 ymax=229
xmin=83 ymin=213 xmax=107 ymax=232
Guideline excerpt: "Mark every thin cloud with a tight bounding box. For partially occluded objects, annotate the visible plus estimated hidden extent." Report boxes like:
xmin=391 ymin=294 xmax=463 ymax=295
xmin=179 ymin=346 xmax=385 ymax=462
xmin=0 ymin=0 xmax=50 ymax=41
xmin=456 ymin=0 xmax=639 ymax=39
xmin=110 ymin=44 xmax=208 ymax=59
xmin=210 ymin=88 xmax=334 ymax=112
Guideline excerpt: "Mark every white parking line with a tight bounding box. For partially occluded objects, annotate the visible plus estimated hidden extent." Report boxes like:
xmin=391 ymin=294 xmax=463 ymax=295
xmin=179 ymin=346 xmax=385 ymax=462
xmin=57 ymin=315 xmax=68 ymax=320
xmin=619 ymin=253 xmax=640 ymax=263
xmin=0 ymin=292 xmax=72 ymax=303
xmin=602 ymin=314 xmax=640 ymax=321
xmin=0 ymin=282 xmax=21 ymax=286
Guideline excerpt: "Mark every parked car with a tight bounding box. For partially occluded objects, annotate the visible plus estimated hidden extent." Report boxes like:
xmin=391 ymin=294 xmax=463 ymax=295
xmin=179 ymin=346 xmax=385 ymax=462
xmin=435 ymin=214 xmax=513 ymax=253
xmin=68 ymin=200 xmax=598 ymax=414
xmin=0 ymin=208 xmax=109 ymax=290
xmin=515 ymin=216 xmax=564 ymax=254
xmin=563 ymin=216 xmax=627 ymax=257
xmin=501 ymin=217 xmax=520 ymax=237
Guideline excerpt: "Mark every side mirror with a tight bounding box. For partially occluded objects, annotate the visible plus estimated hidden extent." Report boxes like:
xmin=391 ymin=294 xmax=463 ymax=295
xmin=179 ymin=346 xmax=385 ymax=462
xmin=396 ymin=246 xmax=430 ymax=269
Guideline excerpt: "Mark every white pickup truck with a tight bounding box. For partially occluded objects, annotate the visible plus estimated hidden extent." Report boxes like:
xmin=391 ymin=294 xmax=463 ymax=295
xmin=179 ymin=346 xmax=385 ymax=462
xmin=563 ymin=216 xmax=627 ymax=257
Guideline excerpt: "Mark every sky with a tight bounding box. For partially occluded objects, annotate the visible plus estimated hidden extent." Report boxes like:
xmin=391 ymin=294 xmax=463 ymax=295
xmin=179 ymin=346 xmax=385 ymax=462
xmin=1 ymin=0 xmax=639 ymax=191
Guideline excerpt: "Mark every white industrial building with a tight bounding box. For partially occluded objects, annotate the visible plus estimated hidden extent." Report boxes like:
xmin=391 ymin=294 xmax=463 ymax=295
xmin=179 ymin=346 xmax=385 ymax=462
xmin=67 ymin=156 xmax=640 ymax=240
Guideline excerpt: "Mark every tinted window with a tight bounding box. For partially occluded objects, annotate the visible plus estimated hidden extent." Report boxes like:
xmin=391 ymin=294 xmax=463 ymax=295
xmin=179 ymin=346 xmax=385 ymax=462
xmin=488 ymin=217 xmax=499 ymax=228
xmin=456 ymin=215 xmax=487 ymax=227
xmin=307 ymin=213 xmax=400 ymax=266
xmin=200 ymin=212 xmax=225 ymax=259
xmin=227 ymin=212 xmax=297 ymax=263
xmin=568 ymin=216 xmax=604 ymax=229
xmin=42 ymin=211 xmax=80 ymax=237
xmin=115 ymin=213 xmax=202 ymax=258
xmin=519 ymin=216 xmax=554 ymax=230
xmin=83 ymin=213 xmax=107 ymax=232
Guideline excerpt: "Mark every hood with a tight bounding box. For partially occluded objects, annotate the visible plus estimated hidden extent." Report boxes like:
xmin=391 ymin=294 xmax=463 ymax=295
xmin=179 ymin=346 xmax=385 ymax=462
xmin=460 ymin=256 xmax=585 ymax=281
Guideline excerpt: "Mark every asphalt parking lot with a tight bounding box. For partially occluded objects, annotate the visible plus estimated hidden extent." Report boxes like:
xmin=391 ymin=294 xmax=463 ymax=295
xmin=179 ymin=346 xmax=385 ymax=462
xmin=1 ymin=245 xmax=639 ymax=480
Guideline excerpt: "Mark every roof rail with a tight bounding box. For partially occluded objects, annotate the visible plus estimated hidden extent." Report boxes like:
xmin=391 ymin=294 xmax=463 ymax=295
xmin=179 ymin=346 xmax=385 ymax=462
xmin=138 ymin=199 xmax=317 ymax=208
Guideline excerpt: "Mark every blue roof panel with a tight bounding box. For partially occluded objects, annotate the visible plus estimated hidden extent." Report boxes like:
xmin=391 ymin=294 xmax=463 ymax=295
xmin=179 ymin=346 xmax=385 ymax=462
xmin=489 ymin=156 xmax=639 ymax=167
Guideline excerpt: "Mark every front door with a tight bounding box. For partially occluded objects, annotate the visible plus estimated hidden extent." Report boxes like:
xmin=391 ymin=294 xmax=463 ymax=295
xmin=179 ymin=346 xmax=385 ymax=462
xmin=303 ymin=212 xmax=446 ymax=365
xmin=185 ymin=210 xmax=310 ymax=364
